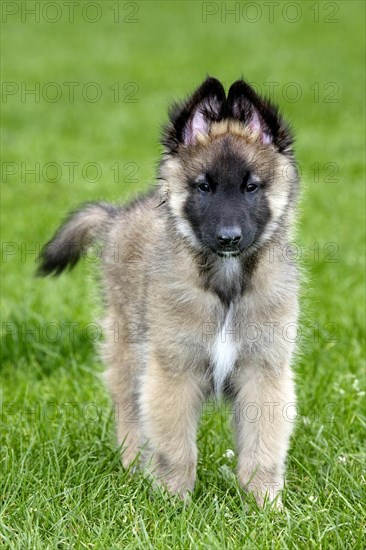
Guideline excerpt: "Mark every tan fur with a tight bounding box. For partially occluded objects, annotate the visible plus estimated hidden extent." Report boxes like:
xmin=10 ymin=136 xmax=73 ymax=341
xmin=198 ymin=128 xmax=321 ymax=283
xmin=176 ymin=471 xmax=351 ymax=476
xmin=234 ymin=364 xmax=296 ymax=507
xmin=139 ymin=354 xmax=203 ymax=496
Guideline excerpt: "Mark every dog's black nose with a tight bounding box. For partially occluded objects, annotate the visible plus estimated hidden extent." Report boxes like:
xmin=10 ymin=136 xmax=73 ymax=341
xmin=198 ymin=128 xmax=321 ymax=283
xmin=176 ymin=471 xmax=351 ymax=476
xmin=216 ymin=227 xmax=242 ymax=246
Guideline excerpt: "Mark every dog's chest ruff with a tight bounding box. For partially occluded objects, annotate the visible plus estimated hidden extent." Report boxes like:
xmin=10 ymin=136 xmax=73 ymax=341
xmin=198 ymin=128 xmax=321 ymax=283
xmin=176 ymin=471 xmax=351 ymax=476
xmin=211 ymin=304 xmax=239 ymax=395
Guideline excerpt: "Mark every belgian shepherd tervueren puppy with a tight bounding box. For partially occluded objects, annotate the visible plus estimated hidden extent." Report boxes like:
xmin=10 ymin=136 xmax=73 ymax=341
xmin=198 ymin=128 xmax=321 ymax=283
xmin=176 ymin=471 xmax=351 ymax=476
xmin=38 ymin=77 xmax=299 ymax=507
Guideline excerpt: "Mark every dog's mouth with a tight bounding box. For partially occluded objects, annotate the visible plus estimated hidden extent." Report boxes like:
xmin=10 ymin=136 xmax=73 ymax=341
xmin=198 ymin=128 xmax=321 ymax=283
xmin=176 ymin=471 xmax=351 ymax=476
xmin=210 ymin=238 xmax=256 ymax=258
xmin=211 ymin=246 xmax=241 ymax=258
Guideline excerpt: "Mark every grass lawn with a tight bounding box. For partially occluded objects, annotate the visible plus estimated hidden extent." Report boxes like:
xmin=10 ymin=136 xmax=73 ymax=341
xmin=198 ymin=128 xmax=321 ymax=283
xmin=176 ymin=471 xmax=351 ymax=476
xmin=1 ymin=1 xmax=365 ymax=548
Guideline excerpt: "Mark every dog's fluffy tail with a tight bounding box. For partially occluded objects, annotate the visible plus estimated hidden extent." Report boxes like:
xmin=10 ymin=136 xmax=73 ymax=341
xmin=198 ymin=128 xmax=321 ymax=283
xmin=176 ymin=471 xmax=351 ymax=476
xmin=37 ymin=202 xmax=118 ymax=276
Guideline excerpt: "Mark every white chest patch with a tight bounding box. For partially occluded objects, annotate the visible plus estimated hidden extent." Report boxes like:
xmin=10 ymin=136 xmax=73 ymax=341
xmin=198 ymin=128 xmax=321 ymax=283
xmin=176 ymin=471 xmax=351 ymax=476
xmin=211 ymin=304 xmax=239 ymax=395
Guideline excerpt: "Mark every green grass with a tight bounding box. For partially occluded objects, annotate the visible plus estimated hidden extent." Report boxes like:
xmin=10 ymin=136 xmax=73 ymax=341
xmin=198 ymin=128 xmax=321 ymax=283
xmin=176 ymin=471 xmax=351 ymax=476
xmin=1 ymin=1 xmax=365 ymax=548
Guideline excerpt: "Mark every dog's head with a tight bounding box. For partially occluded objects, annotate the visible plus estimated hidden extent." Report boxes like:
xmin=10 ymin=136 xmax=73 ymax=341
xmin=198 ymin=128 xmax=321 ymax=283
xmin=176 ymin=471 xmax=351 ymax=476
xmin=159 ymin=77 xmax=298 ymax=257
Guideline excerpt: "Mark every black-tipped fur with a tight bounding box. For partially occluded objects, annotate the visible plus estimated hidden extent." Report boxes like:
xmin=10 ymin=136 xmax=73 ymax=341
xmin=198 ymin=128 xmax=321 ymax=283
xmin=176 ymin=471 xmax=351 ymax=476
xmin=226 ymin=79 xmax=294 ymax=152
xmin=161 ymin=76 xmax=293 ymax=154
xmin=161 ymin=76 xmax=227 ymax=152
xmin=37 ymin=202 xmax=118 ymax=276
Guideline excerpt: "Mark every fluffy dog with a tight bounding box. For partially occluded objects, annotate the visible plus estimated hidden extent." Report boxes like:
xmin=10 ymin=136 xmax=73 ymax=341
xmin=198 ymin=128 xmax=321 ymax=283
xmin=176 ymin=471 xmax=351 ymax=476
xmin=38 ymin=77 xmax=299 ymax=506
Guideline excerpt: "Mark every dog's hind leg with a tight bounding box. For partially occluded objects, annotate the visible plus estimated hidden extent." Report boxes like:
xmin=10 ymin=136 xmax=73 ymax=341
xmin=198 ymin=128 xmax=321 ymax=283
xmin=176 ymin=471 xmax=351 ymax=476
xmin=101 ymin=312 xmax=142 ymax=469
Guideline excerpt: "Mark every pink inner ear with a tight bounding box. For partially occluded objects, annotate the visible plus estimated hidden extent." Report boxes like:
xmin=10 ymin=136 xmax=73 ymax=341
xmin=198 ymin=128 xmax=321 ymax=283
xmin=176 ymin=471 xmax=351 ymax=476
xmin=183 ymin=106 xmax=209 ymax=146
xmin=191 ymin=108 xmax=208 ymax=137
xmin=248 ymin=109 xmax=272 ymax=145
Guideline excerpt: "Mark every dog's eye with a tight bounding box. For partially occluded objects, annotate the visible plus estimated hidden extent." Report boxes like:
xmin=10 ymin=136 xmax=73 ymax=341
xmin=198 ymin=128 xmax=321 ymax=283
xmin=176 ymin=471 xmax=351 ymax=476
xmin=246 ymin=182 xmax=259 ymax=193
xmin=242 ymin=173 xmax=260 ymax=194
xmin=197 ymin=181 xmax=211 ymax=193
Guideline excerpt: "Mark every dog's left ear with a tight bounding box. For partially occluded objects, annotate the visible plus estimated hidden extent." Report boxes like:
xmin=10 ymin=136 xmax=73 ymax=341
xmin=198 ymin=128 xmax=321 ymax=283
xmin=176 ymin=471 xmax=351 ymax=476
xmin=162 ymin=77 xmax=226 ymax=152
xmin=227 ymin=80 xmax=294 ymax=153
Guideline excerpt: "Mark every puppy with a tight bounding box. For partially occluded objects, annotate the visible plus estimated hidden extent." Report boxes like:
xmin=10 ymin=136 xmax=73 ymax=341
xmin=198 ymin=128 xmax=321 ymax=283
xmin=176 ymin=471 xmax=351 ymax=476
xmin=38 ymin=77 xmax=299 ymax=506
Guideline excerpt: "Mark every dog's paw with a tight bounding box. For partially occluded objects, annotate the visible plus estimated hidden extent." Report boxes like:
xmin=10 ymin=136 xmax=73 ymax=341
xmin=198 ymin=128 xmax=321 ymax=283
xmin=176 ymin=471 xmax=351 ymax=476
xmin=143 ymin=454 xmax=196 ymax=500
xmin=239 ymin=470 xmax=284 ymax=508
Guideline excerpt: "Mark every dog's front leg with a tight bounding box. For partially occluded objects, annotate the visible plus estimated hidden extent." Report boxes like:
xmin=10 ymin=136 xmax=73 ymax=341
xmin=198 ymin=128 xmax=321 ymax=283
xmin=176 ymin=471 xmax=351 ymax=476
xmin=139 ymin=354 xmax=203 ymax=498
xmin=233 ymin=364 xmax=296 ymax=507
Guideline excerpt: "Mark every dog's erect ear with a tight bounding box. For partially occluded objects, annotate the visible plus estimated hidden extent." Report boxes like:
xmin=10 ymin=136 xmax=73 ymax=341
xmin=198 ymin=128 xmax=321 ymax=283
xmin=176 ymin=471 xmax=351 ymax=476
xmin=227 ymin=80 xmax=293 ymax=153
xmin=162 ymin=77 xmax=226 ymax=152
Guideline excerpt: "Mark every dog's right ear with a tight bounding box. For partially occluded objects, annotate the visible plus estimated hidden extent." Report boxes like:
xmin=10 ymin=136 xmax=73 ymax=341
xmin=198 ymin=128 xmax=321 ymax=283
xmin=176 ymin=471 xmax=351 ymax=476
xmin=162 ymin=77 xmax=226 ymax=152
